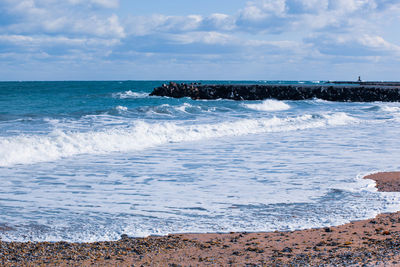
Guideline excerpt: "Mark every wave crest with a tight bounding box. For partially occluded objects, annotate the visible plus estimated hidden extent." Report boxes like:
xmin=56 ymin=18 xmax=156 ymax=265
xmin=243 ymin=100 xmax=290 ymax=112
xmin=382 ymin=106 xmax=400 ymax=113
xmin=0 ymin=113 xmax=358 ymax=167
xmin=112 ymin=91 xmax=149 ymax=99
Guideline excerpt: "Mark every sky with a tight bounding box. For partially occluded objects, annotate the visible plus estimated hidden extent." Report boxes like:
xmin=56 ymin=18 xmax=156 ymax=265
xmin=0 ymin=0 xmax=400 ymax=81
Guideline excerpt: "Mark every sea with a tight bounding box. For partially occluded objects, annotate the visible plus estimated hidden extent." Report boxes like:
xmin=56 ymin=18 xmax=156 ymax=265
xmin=1 ymin=80 xmax=400 ymax=242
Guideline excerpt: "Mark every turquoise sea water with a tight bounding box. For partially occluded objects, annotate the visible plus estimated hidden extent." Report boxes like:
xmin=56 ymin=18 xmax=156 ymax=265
xmin=1 ymin=81 xmax=400 ymax=242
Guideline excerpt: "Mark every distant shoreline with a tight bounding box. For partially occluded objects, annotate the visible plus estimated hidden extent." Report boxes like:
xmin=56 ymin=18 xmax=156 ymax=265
xmin=2 ymin=172 xmax=400 ymax=266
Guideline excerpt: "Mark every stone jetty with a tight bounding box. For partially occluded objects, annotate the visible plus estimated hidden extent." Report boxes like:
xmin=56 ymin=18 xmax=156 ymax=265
xmin=150 ymin=82 xmax=400 ymax=102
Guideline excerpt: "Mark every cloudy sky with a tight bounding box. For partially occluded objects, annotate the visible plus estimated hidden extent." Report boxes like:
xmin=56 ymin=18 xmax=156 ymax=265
xmin=1 ymin=0 xmax=400 ymax=81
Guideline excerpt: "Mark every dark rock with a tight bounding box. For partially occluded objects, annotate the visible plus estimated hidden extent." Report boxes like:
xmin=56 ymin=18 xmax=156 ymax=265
xmin=150 ymin=82 xmax=400 ymax=102
xmin=282 ymin=247 xmax=293 ymax=252
xmin=120 ymin=234 xmax=129 ymax=240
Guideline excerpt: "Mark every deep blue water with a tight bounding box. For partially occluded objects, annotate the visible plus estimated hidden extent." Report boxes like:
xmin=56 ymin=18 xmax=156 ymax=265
xmin=1 ymin=81 xmax=400 ymax=242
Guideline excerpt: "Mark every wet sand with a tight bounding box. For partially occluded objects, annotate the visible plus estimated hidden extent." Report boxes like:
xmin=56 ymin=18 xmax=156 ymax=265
xmin=2 ymin=172 xmax=400 ymax=266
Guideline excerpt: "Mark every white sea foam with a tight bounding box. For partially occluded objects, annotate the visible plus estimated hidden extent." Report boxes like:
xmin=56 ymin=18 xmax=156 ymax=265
xmin=382 ymin=106 xmax=400 ymax=113
xmin=43 ymin=118 xmax=61 ymax=125
xmin=173 ymin=103 xmax=214 ymax=113
xmin=0 ymin=113 xmax=358 ymax=167
xmin=243 ymin=100 xmax=290 ymax=112
xmin=314 ymin=98 xmax=331 ymax=103
xmin=115 ymin=105 xmax=128 ymax=112
xmin=323 ymin=112 xmax=358 ymax=125
xmin=175 ymin=103 xmax=194 ymax=113
xmin=112 ymin=90 xmax=149 ymax=99
xmin=148 ymin=104 xmax=175 ymax=115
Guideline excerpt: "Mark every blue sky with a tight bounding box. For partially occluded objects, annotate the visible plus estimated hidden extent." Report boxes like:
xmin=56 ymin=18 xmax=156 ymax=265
xmin=0 ymin=0 xmax=400 ymax=81
xmin=119 ymin=0 xmax=246 ymax=16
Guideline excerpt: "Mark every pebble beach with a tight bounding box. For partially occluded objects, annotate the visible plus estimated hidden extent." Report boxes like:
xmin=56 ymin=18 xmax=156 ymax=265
xmin=2 ymin=172 xmax=400 ymax=266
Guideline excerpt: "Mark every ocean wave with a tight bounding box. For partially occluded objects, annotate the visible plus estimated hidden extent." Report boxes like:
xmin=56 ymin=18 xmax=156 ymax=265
xmin=382 ymin=106 xmax=400 ymax=113
xmin=138 ymin=103 xmax=215 ymax=116
xmin=141 ymin=104 xmax=175 ymax=116
xmin=174 ymin=103 xmax=216 ymax=114
xmin=243 ymin=100 xmax=290 ymax=112
xmin=175 ymin=103 xmax=195 ymax=113
xmin=0 ymin=113 xmax=358 ymax=167
xmin=115 ymin=105 xmax=128 ymax=112
xmin=323 ymin=112 xmax=358 ymax=125
xmin=112 ymin=90 xmax=149 ymax=99
xmin=314 ymin=98 xmax=331 ymax=103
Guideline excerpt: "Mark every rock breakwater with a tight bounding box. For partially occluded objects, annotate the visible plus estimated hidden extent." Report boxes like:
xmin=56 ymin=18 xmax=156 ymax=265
xmin=150 ymin=82 xmax=400 ymax=102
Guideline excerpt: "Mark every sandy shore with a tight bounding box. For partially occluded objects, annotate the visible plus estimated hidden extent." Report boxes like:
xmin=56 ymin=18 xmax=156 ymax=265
xmin=2 ymin=172 xmax=400 ymax=266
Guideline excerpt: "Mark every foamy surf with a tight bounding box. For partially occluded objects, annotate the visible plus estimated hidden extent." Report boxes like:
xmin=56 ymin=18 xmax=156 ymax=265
xmin=0 ymin=113 xmax=357 ymax=166
xmin=115 ymin=105 xmax=128 ymax=112
xmin=112 ymin=90 xmax=149 ymax=99
xmin=3 ymin=81 xmax=400 ymax=243
xmin=382 ymin=106 xmax=400 ymax=113
xmin=243 ymin=99 xmax=290 ymax=111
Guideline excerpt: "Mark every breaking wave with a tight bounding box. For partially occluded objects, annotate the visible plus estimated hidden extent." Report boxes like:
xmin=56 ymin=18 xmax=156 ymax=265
xmin=243 ymin=100 xmax=290 ymax=112
xmin=112 ymin=90 xmax=149 ymax=99
xmin=115 ymin=105 xmax=128 ymax=112
xmin=382 ymin=106 xmax=400 ymax=113
xmin=0 ymin=113 xmax=357 ymax=167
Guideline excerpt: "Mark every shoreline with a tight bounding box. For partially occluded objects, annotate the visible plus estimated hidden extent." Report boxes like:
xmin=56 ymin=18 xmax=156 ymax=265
xmin=2 ymin=172 xmax=400 ymax=266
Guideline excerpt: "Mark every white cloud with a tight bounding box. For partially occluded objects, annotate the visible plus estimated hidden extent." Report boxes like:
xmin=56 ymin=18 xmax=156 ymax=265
xmin=327 ymin=0 xmax=376 ymax=13
xmin=107 ymin=0 xmax=400 ymax=70
xmin=359 ymin=35 xmax=398 ymax=50
xmin=168 ymin=32 xmax=234 ymax=45
xmin=71 ymin=14 xmax=125 ymax=38
xmin=235 ymin=0 xmax=400 ymax=34
xmin=306 ymin=33 xmax=400 ymax=57
xmin=68 ymin=0 xmax=119 ymax=9
xmin=113 ymin=0 xmax=398 ymax=45
xmin=125 ymin=14 xmax=205 ymax=36
xmin=0 ymin=0 xmax=125 ymax=38
xmin=203 ymin=13 xmax=236 ymax=31
xmin=0 ymin=34 xmax=120 ymax=47
xmin=240 ymin=0 xmax=287 ymax=21
xmin=1 ymin=0 xmax=400 ymax=80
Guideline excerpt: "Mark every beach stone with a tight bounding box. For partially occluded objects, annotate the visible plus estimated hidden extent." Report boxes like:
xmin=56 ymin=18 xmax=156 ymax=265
xmin=120 ymin=234 xmax=129 ymax=240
